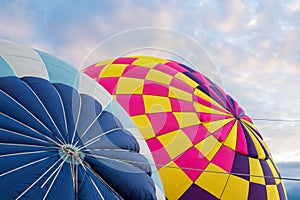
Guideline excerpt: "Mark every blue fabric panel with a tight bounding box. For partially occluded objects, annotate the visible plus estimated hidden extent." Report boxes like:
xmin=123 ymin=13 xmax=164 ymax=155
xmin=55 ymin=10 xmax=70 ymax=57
xmin=86 ymin=150 xmax=151 ymax=175
xmin=0 ymin=113 xmax=52 ymax=143
xmin=0 ymin=143 xmax=53 ymax=156
xmin=0 ymin=83 xmax=59 ymax=143
xmin=53 ymin=83 xmax=81 ymax=143
xmin=0 ymin=129 xmax=51 ymax=146
xmin=85 ymin=156 xmax=157 ymax=200
xmin=78 ymin=111 xmax=125 ymax=146
xmin=0 ymin=75 xmax=157 ymax=199
xmin=104 ymin=100 xmax=136 ymax=129
xmin=77 ymin=165 xmax=120 ymax=200
xmin=75 ymin=94 xmax=102 ymax=144
xmin=81 ymin=129 xmax=139 ymax=152
xmin=0 ymin=56 xmax=15 ymax=77
xmin=21 ymin=77 xmax=67 ymax=143
xmin=97 ymin=111 xmax=123 ymax=132
xmin=0 ymin=76 xmax=66 ymax=143
xmin=35 ymin=50 xmax=79 ymax=89
xmin=0 ymin=153 xmax=58 ymax=199
xmin=41 ymin=164 xmax=74 ymax=200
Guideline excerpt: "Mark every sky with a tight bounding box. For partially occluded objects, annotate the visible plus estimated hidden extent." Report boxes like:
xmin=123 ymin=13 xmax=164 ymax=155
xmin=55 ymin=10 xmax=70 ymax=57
xmin=0 ymin=0 xmax=299 ymax=198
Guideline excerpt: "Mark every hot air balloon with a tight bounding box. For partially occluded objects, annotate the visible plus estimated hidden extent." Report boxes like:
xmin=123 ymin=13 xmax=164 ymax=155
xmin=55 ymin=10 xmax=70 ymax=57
xmin=0 ymin=41 xmax=164 ymax=200
xmin=83 ymin=56 xmax=287 ymax=200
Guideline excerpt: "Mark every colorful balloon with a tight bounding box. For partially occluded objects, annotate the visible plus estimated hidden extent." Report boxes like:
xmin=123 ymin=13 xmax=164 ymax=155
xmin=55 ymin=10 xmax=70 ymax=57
xmin=84 ymin=56 xmax=287 ymax=200
xmin=0 ymin=41 xmax=164 ymax=200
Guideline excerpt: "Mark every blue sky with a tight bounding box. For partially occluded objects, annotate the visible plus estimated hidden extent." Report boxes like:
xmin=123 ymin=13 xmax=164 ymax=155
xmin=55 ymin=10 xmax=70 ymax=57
xmin=0 ymin=0 xmax=299 ymax=198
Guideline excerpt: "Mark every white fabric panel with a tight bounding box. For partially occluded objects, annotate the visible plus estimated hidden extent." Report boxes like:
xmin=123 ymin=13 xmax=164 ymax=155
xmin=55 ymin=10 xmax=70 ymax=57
xmin=78 ymin=73 xmax=112 ymax=108
xmin=0 ymin=40 xmax=49 ymax=79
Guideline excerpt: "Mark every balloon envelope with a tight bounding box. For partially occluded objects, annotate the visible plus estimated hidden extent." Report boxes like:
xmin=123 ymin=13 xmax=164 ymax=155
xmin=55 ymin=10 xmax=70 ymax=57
xmin=84 ymin=56 xmax=287 ymax=200
xmin=0 ymin=41 xmax=163 ymax=200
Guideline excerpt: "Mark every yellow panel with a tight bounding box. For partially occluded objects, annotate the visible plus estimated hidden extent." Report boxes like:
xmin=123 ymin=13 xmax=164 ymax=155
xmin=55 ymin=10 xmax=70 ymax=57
xmin=249 ymin=157 xmax=265 ymax=185
xmin=266 ymin=185 xmax=280 ymax=200
xmin=157 ymin=130 xmax=193 ymax=159
xmin=116 ymin=77 xmax=144 ymax=94
xmin=194 ymin=89 xmax=227 ymax=112
xmin=173 ymin=112 xmax=200 ymax=128
xmin=221 ymin=175 xmax=249 ymax=200
xmin=131 ymin=58 xmax=159 ymax=68
xmin=244 ymin=126 xmax=266 ymax=159
xmin=242 ymin=120 xmax=271 ymax=154
xmin=100 ymin=64 xmax=127 ymax=77
xmin=241 ymin=119 xmax=257 ymax=130
xmin=266 ymin=159 xmax=281 ymax=184
xmin=145 ymin=69 xmax=173 ymax=85
xmin=203 ymin=118 xmax=233 ymax=133
xmin=174 ymin=73 xmax=198 ymax=88
xmin=195 ymin=163 xmax=229 ymax=198
xmin=95 ymin=58 xmax=114 ymax=66
xmin=143 ymin=95 xmax=172 ymax=113
xmin=195 ymin=104 xmax=229 ymax=117
xmin=194 ymin=135 xmax=222 ymax=161
xmin=169 ymin=86 xmax=193 ymax=102
xmin=159 ymin=162 xmax=193 ymax=199
xmin=133 ymin=56 xmax=169 ymax=65
xmin=131 ymin=115 xmax=155 ymax=140
xmin=223 ymin=121 xmax=238 ymax=150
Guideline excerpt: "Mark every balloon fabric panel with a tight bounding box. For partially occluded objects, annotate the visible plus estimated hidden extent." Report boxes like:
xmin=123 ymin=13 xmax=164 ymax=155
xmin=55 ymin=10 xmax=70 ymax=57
xmin=83 ymin=56 xmax=287 ymax=200
xmin=0 ymin=41 xmax=163 ymax=200
xmin=0 ymin=76 xmax=158 ymax=199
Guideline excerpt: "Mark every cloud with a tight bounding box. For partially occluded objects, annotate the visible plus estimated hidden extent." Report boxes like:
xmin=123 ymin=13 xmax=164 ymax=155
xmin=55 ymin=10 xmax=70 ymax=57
xmin=0 ymin=1 xmax=36 ymax=42
xmin=0 ymin=0 xmax=299 ymax=165
xmin=180 ymin=1 xmax=300 ymax=162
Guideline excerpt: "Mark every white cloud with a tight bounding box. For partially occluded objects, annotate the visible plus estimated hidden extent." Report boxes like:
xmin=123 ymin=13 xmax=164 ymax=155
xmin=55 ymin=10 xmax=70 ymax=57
xmin=0 ymin=2 xmax=36 ymax=41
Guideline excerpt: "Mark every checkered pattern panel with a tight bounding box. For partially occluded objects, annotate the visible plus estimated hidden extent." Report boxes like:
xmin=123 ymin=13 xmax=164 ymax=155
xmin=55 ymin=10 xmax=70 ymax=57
xmin=83 ymin=56 xmax=287 ymax=200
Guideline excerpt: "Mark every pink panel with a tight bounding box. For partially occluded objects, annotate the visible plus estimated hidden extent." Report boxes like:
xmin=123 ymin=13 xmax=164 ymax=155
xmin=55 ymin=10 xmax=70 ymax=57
xmin=153 ymin=63 xmax=178 ymax=76
xmin=213 ymin=119 xmax=235 ymax=142
xmin=241 ymin=115 xmax=253 ymax=123
xmin=147 ymin=112 xmax=179 ymax=136
xmin=96 ymin=77 xmax=119 ymax=94
xmin=182 ymin=124 xmax=209 ymax=144
xmin=236 ymin=121 xmax=248 ymax=155
xmin=193 ymin=95 xmax=228 ymax=114
xmin=170 ymin=78 xmax=194 ymax=94
xmin=198 ymin=113 xmax=229 ymax=123
xmin=143 ymin=81 xmax=169 ymax=97
xmin=112 ymin=57 xmax=137 ymax=64
xmin=192 ymin=72 xmax=209 ymax=85
xmin=146 ymin=138 xmax=171 ymax=169
xmin=211 ymin=145 xmax=235 ymax=172
xmin=170 ymin=98 xmax=195 ymax=112
xmin=174 ymin=147 xmax=210 ymax=181
xmin=206 ymin=87 xmax=226 ymax=108
xmin=116 ymin=94 xmax=145 ymax=116
xmin=83 ymin=64 xmax=105 ymax=77
xmin=122 ymin=65 xmax=150 ymax=79
xmin=164 ymin=61 xmax=187 ymax=72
